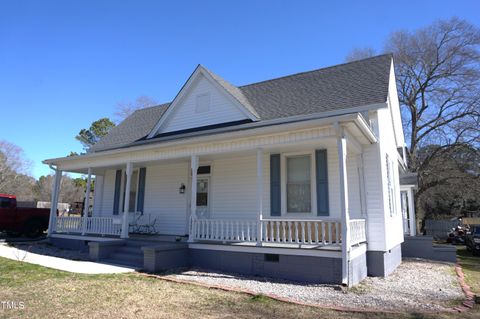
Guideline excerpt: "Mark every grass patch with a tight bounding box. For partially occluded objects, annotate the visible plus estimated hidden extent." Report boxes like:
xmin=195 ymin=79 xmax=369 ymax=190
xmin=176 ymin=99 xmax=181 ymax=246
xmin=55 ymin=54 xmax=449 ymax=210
xmin=250 ymin=294 xmax=273 ymax=303
xmin=456 ymin=246 xmax=480 ymax=294
xmin=0 ymin=256 xmax=479 ymax=318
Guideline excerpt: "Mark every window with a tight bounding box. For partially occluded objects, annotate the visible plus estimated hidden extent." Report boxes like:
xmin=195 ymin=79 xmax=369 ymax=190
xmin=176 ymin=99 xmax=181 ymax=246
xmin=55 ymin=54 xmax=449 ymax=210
xmin=195 ymin=93 xmax=210 ymax=113
xmin=286 ymin=155 xmax=312 ymax=213
xmin=197 ymin=165 xmax=211 ymax=175
xmin=386 ymin=154 xmax=396 ymax=216
xmin=0 ymin=197 xmax=12 ymax=208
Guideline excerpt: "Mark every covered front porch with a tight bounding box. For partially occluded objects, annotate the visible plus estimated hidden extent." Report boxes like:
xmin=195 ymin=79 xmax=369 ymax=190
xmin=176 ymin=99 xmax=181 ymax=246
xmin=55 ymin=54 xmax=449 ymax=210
xmin=45 ymin=114 xmax=374 ymax=285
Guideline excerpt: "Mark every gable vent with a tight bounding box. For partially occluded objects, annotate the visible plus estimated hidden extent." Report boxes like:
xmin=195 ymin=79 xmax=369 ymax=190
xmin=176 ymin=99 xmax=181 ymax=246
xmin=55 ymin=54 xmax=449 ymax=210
xmin=195 ymin=93 xmax=210 ymax=113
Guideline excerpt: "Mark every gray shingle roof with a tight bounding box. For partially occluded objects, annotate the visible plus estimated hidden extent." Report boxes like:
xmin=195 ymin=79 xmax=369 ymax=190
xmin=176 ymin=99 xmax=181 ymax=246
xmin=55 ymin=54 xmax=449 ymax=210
xmin=202 ymin=66 xmax=260 ymax=119
xmin=91 ymin=54 xmax=392 ymax=152
xmin=90 ymin=103 xmax=170 ymax=152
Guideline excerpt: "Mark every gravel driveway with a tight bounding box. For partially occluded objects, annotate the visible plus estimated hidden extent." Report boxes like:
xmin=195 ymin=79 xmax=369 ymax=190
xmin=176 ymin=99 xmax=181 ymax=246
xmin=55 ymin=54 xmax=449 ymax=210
xmin=164 ymin=259 xmax=463 ymax=312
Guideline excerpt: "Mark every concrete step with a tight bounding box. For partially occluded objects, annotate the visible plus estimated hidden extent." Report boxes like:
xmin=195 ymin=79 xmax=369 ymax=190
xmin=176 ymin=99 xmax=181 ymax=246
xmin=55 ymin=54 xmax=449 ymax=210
xmin=125 ymin=240 xmax=160 ymax=248
xmin=107 ymin=252 xmax=144 ymax=265
xmin=114 ymin=245 xmax=144 ymax=255
xmin=100 ymin=257 xmax=143 ymax=268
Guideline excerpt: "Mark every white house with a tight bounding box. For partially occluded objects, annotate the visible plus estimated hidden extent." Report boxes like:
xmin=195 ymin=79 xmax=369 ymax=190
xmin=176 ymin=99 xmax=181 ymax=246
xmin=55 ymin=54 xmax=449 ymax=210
xmin=44 ymin=54 xmax=413 ymax=286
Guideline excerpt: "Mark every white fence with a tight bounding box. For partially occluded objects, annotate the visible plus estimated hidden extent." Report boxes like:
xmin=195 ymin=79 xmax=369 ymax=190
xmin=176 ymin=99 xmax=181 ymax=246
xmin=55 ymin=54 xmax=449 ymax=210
xmin=55 ymin=216 xmax=122 ymax=236
xmin=190 ymin=218 xmax=366 ymax=246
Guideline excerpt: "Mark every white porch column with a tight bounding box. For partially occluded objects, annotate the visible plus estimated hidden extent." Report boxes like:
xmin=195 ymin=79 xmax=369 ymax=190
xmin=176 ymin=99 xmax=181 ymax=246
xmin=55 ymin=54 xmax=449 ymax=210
xmin=121 ymin=162 xmax=133 ymax=239
xmin=47 ymin=169 xmax=62 ymax=237
xmin=337 ymin=130 xmax=351 ymax=286
xmin=256 ymin=149 xmax=264 ymax=245
xmin=188 ymin=155 xmax=199 ymax=242
xmin=407 ymin=189 xmax=416 ymax=236
xmin=81 ymin=168 xmax=92 ymax=235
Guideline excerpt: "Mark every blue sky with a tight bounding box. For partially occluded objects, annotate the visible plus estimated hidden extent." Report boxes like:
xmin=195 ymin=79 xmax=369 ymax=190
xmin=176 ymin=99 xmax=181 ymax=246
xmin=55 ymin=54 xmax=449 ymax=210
xmin=1 ymin=0 xmax=479 ymax=178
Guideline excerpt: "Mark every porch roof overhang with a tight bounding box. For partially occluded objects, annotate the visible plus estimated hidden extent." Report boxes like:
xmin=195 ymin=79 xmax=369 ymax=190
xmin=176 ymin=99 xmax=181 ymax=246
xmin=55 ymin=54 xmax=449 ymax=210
xmin=43 ymin=111 xmax=378 ymax=173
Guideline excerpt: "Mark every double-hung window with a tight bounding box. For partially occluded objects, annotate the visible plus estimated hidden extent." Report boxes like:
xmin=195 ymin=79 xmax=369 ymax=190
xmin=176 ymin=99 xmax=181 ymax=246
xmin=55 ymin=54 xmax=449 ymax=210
xmin=285 ymin=154 xmax=313 ymax=214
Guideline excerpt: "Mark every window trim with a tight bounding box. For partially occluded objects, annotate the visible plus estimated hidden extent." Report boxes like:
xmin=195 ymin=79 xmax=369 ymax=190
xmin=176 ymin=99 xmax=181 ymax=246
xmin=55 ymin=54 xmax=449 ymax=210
xmin=280 ymin=151 xmax=317 ymax=216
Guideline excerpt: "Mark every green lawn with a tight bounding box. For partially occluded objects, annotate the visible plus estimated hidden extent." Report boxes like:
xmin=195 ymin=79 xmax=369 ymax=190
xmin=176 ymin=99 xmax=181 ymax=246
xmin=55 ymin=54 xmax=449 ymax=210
xmin=457 ymin=246 xmax=480 ymax=294
xmin=0 ymin=256 xmax=478 ymax=319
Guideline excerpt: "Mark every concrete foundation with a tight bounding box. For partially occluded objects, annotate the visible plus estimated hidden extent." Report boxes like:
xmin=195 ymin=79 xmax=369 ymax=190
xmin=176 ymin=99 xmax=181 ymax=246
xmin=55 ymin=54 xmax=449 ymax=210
xmin=366 ymin=244 xmax=402 ymax=277
xmin=142 ymin=243 xmax=189 ymax=272
xmin=189 ymin=249 xmax=343 ymax=283
xmin=49 ymin=237 xmax=90 ymax=252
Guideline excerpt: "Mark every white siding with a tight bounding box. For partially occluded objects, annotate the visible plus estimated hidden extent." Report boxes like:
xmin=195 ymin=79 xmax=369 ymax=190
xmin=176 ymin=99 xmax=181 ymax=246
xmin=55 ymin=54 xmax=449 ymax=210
xmin=92 ymin=175 xmax=104 ymax=216
xmin=99 ymin=169 xmax=116 ymax=217
xmin=378 ymin=104 xmax=404 ymax=250
xmin=159 ymin=74 xmax=249 ymax=134
xmin=143 ymin=162 xmax=189 ymax=235
xmin=211 ymin=154 xmax=260 ymax=220
xmin=362 ymin=141 xmax=387 ymax=250
xmin=346 ymin=153 xmax=362 ymax=219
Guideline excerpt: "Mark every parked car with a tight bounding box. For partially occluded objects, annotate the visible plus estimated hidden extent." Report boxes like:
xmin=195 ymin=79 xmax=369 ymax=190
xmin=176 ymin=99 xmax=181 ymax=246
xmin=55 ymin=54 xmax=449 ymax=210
xmin=466 ymin=225 xmax=480 ymax=256
xmin=0 ymin=194 xmax=51 ymax=237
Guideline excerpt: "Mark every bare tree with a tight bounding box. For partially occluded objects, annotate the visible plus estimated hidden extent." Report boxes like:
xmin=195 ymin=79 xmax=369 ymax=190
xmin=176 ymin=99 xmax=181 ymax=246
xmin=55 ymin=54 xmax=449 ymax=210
xmin=33 ymin=174 xmax=85 ymax=204
xmin=385 ymin=18 xmax=480 ymax=197
xmin=114 ymin=96 xmax=158 ymax=122
xmin=345 ymin=47 xmax=376 ymax=62
xmin=0 ymin=140 xmax=33 ymax=195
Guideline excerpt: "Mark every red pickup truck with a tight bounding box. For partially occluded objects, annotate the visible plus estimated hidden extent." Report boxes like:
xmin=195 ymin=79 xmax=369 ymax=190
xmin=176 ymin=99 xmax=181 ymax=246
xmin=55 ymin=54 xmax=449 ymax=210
xmin=0 ymin=194 xmax=51 ymax=237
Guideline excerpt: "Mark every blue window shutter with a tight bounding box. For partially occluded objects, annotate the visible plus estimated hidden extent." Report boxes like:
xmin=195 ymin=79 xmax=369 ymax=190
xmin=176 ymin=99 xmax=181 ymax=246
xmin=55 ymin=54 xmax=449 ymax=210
xmin=270 ymin=154 xmax=281 ymax=216
xmin=136 ymin=167 xmax=146 ymax=214
xmin=113 ymin=170 xmax=122 ymax=215
xmin=316 ymin=150 xmax=329 ymax=216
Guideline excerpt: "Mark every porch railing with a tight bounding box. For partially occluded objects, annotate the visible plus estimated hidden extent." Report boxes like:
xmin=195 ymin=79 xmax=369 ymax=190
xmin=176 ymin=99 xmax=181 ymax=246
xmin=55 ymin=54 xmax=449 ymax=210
xmin=56 ymin=216 xmax=83 ymax=233
xmin=350 ymin=219 xmax=367 ymax=246
xmin=55 ymin=216 xmax=122 ymax=236
xmin=191 ymin=217 xmax=344 ymax=245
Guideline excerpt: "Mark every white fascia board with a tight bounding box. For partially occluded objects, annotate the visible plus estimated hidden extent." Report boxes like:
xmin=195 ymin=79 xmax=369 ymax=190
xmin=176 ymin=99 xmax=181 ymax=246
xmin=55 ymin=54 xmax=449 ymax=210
xmin=44 ymin=110 xmax=381 ymax=167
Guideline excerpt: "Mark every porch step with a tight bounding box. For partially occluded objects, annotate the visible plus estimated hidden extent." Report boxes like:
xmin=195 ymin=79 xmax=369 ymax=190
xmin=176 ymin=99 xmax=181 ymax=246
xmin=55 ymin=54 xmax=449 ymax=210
xmin=115 ymin=245 xmax=144 ymax=255
xmin=99 ymin=242 xmax=145 ymax=268
xmin=108 ymin=252 xmax=144 ymax=265
xmin=100 ymin=257 xmax=143 ymax=268
xmin=125 ymin=240 xmax=162 ymax=248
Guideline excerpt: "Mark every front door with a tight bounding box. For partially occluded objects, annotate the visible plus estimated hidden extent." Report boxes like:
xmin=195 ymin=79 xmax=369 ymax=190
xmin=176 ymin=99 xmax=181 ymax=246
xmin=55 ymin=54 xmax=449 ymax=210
xmin=196 ymin=177 xmax=210 ymax=219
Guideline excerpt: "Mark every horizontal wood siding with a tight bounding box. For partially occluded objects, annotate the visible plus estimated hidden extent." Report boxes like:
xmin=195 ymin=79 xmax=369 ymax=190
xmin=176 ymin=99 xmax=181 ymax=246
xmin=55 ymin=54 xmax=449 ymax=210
xmin=143 ymin=162 xmax=189 ymax=235
xmin=99 ymin=170 xmax=116 ymax=217
xmin=347 ymin=152 xmax=362 ymax=219
xmin=92 ymin=175 xmax=104 ymax=217
xmin=362 ymin=141 xmax=386 ymax=250
xmin=378 ymin=104 xmax=404 ymax=250
xmin=159 ymin=74 xmax=249 ymax=134
xmin=211 ymin=154 xmax=270 ymax=220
